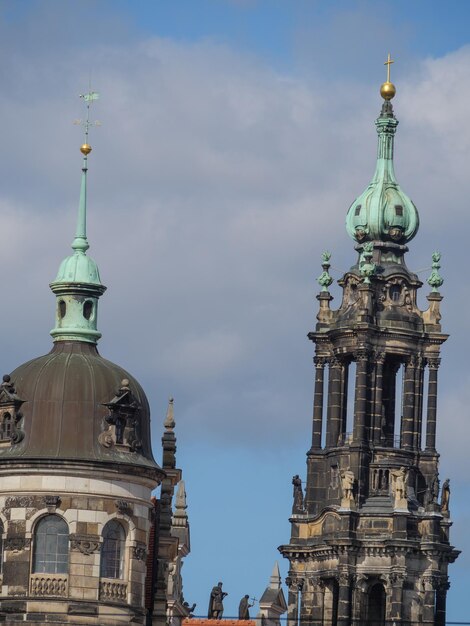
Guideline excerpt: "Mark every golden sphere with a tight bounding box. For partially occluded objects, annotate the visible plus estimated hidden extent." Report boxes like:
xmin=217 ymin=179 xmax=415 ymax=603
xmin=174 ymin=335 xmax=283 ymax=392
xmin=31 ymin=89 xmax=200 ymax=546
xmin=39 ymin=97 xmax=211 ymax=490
xmin=80 ymin=143 xmax=92 ymax=155
xmin=380 ymin=81 xmax=396 ymax=100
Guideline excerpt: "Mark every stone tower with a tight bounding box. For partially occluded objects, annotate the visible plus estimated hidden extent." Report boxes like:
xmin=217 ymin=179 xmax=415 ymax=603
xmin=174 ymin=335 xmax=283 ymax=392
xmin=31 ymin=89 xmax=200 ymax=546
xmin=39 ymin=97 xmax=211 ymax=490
xmin=279 ymin=69 xmax=459 ymax=625
xmin=0 ymin=93 xmax=164 ymax=625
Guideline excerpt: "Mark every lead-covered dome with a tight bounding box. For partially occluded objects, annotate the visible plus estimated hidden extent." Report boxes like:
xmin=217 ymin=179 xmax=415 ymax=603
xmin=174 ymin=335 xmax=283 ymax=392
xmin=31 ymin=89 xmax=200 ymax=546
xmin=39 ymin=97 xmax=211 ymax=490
xmin=1 ymin=341 xmax=159 ymax=475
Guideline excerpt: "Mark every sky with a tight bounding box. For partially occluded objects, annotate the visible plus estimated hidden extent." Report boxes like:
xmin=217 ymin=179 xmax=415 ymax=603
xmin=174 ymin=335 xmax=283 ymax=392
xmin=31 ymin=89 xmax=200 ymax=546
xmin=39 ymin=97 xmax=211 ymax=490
xmin=1 ymin=0 xmax=470 ymax=620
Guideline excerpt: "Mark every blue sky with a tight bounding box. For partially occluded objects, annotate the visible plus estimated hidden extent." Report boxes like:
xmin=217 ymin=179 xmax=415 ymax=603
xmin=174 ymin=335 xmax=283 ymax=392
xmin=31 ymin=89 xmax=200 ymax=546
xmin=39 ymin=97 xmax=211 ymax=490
xmin=2 ymin=0 xmax=470 ymax=620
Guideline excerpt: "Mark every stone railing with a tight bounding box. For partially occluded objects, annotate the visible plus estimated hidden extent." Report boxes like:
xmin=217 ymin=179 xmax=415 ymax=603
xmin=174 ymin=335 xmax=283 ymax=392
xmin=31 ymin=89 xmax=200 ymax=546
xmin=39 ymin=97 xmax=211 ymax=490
xmin=99 ymin=578 xmax=127 ymax=602
xmin=30 ymin=574 xmax=68 ymax=597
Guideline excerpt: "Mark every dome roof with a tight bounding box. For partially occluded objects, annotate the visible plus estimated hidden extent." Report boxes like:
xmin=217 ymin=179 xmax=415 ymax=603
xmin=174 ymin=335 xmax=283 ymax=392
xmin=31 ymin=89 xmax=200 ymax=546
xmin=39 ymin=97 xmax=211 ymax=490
xmin=346 ymin=100 xmax=419 ymax=245
xmin=52 ymin=249 xmax=102 ymax=286
xmin=1 ymin=341 xmax=160 ymax=476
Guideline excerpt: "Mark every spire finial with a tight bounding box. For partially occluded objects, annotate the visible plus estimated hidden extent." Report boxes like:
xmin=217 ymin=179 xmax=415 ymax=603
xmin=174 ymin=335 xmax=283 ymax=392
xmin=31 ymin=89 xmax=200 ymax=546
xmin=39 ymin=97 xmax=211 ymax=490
xmin=71 ymin=91 xmax=100 ymax=254
xmin=380 ymin=53 xmax=396 ymax=101
xmin=164 ymin=397 xmax=175 ymax=430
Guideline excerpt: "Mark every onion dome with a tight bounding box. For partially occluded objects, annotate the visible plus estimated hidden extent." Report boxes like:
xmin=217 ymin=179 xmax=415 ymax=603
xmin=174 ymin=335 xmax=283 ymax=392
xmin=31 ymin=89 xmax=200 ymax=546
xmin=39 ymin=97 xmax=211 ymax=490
xmin=346 ymin=57 xmax=419 ymax=246
xmin=0 ymin=93 xmax=160 ymax=477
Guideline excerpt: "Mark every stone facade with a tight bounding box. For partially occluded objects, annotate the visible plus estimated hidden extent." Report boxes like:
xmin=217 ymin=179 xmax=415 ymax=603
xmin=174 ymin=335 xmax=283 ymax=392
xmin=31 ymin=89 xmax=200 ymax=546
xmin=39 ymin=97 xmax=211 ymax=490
xmin=279 ymin=93 xmax=459 ymax=624
xmin=0 ymin=471 xmax=154 ymax=624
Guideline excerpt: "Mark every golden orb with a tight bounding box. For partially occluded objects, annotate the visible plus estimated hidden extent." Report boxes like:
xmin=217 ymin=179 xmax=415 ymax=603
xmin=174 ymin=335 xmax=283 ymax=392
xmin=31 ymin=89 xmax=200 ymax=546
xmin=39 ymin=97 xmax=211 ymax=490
xmin=80 ymin=143 xmax=92 ymax=155
xmin=380 ymin=81 xmax=396 ymax=100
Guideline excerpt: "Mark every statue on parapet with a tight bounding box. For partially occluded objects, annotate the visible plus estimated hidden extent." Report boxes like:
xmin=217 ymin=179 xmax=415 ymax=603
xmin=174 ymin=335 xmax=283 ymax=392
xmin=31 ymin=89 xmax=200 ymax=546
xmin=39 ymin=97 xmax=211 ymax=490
xmin=238 ymin=594 xmax=255 ymax=619
xmin=208 ymin=581 xmax=227 ymax=619
xmin=441 ymin=478 xmax=450 ymax=512
xmin=292 ymin=475 xmax=304 ymax=512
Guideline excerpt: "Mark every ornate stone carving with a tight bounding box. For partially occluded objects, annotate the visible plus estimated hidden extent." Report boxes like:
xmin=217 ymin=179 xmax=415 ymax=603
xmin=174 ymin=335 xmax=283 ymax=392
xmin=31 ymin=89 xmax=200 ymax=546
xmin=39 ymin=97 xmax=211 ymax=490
xmin=99 ymin=579 xmax=127 ymax=602
xmin=5 ymin=496 xmax=32 ymax=508
xmin=0 ymin=375 xmax=25 ymax=445
xmin=292 ymin=475 xmax=304 ymax=514
xmin=5 ymin=537 xmax=31 ymax=552
xmin=99 ymin=379 xmax=142 ymax=451
xmin=70 ymin=534 xmax=101 ymax=555
xmin=43 ymin=495 xmax=61 ymax=511
xmin=115 ymin=499 xmax=133 ymax=515
xmin=132 ymin=544 xmax=147 ymax=561
xmin=30 ymin=575 xmax=67 ymax=597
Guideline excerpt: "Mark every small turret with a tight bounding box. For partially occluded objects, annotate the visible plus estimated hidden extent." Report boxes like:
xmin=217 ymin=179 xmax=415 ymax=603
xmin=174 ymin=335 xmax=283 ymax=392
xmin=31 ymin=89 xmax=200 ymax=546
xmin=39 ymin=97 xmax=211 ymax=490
xmin=50 ymin=92 xmax=106 ymax=343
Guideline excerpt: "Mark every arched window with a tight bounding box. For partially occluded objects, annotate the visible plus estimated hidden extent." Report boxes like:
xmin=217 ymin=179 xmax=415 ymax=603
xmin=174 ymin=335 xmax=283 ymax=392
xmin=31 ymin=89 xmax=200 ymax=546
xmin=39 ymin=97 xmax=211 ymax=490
xmin=100 ymin=520 xmax=126 ymax=579
xmin=367 ymin=582 xmax=386 ymax=626
xmin=33 ymin=515 xmax=69 ymax=574
xmin=0 ymin=413 xmax=12 ymax=440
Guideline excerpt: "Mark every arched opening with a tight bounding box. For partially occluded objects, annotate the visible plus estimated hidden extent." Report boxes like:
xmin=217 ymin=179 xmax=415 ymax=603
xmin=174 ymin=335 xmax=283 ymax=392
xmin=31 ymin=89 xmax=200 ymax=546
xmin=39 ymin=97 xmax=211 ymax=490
xmin=83 ymin=300 xmax=93 ymax=320
xmin=33 ymin=515 xmax=69 ymax=574
xmin=59 ymin=300 xmax=66 ymax=319
xmin=100 ymin=520 xmax=126 ymax=579
xmin=367 ymin=583 xmax=386 ymax=626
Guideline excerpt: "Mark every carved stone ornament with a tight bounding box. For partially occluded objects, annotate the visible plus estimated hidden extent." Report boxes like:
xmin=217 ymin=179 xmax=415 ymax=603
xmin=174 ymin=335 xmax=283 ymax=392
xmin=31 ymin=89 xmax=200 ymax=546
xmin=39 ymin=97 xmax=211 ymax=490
xmin=99 ymin=379 xmax=143 ymax=451
xmin=0 ymin=375 xmax=26 ymax=445
xmin=5 ymin=496 xmax=33 ymax=508
xmin=43 ymin=495 xmax=61 ymax=511
xmin=132 ymin=544 xmax=147 ymax=561
xmin=5 ymin=537 xmax=31 ymax=552
xmin=70 ymin=534 xmax=101 ymax=555
xmin=115 ymin=499 xmax=133 ymax=515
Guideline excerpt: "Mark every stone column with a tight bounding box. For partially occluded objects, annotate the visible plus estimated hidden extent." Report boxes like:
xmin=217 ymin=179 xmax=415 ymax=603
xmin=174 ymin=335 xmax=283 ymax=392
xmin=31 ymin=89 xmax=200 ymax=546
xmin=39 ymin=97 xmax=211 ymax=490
xmin=311 ymin=357 xmax=326 ymax=449
xmin=401 ymin=356 xmax=416 ymax=449
xmin=422 ymin=576 xmax=436 ymax=625
xmin=425 ymin=358 xmax=440 ymax=451
xmin=388 ymin=573 xmax=405 ymax=623
xmin=326 ymin=358 xmax=342 ymax=448
xmin=372 ymin=352 xmax=385 ymax=444
xmin=309 ymin=577 xmax=324 ymax=626
xmin=286 ymin=578 xmax=303 ymax=626
xmin=337 ymin=573 xmax=351 ymax=626
xmin=353 ymin=351 xmax=369 ymax=444
xmin=413 ymin=355 xmax=425 ymax=450
xmin=435 ymin=579 xmax=449 ymax=626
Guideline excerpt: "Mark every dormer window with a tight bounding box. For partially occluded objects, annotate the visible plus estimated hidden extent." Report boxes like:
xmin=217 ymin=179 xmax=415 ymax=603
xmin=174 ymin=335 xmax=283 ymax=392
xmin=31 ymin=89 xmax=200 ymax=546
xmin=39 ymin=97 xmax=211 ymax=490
xmin=355 ymin=205 xmax=362 ymax=216
xmin=0 ymin=413 xmax=12 ymax=441
xmin=395 ymin=205 xmax=403 ymax=216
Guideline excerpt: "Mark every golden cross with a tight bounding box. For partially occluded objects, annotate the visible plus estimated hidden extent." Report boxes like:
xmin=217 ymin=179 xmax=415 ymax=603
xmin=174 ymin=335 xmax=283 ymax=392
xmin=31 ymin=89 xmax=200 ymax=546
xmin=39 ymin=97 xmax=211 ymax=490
xmin=384 ymin=53 xmax=394 ymax=83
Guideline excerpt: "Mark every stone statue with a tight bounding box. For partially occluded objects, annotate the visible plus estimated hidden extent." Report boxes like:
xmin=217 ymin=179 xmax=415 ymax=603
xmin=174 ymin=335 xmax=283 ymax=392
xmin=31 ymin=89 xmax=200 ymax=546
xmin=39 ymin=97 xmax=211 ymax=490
xmin=340 ymin=468 xmax=355 ymax=500
xmin=441 ymin=478 xmax=450 ymax=512
xmin=183 ymin=601 xmax=196 ymax=617
xmin=390 ymin=467 xmax=408 ymax=508
xmin=208 ymin=581 xmax=227 ymax=619
xmin=292 ymin=475 xmax=304 ymax=512
xmin=238 ymin=594 xmax=254 ymax=619
xmin=430 ymin=473 xmax=440 ymax=504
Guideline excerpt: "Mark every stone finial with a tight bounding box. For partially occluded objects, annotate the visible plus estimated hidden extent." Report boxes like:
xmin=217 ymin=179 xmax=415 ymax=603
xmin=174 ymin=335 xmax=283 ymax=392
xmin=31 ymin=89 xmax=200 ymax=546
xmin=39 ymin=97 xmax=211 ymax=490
xmin=317 ymin=251 xmax=333 ymax=292
xmin=174 ymin=480 xmax=187 ymax=514
xmin=270 ymin=562 xmax=282 ymax=589
xmin=427 ymin=251 xmax=444 ymax=292
xmin=164 ymin=397 xmax=175 ymax=430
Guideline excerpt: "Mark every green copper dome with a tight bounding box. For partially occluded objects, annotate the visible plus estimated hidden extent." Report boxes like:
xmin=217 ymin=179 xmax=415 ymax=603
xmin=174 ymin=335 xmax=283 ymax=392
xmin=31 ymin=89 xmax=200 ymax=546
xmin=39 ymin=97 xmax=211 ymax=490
xmin=346 ymin=100 xmax=419 ymax=245
xmin=50 ymin=150 xmax=106 ymax=344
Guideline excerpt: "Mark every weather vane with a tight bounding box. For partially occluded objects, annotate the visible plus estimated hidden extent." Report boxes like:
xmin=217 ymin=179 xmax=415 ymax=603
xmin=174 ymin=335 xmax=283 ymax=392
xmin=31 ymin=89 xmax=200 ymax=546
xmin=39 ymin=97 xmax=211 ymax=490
xmin=384 ymin=52 xmax=394 ymax=83
xmin=73 ymin=90 xmax=101 ymax=155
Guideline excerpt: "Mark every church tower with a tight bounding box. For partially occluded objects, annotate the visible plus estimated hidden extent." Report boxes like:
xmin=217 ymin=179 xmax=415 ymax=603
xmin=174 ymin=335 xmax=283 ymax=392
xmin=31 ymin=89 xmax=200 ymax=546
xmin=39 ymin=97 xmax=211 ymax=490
xmin=280 ymin=60 xmax=459 ymax=625
xmin=0 ymin=93 xmax=164 ymax=625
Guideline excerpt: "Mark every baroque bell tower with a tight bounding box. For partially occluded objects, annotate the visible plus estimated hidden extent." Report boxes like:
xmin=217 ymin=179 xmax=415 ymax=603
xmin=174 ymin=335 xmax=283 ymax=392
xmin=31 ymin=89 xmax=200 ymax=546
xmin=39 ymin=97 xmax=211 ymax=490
xmin=280 ymin=58 xmax=459 ymax=626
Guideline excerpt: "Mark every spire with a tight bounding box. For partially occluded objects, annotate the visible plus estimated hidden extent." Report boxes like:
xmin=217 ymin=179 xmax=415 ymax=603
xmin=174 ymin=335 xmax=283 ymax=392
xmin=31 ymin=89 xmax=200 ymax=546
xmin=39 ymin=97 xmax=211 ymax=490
xmin=269 ymin=562 xmax=281 ymax=589
xmin=50 ymin=91 xmax=106 ymax=344
xmin=346 ymin=55 xmax=419 ymax=248
xmin=162 ymin=397 xmax=177 ymax=470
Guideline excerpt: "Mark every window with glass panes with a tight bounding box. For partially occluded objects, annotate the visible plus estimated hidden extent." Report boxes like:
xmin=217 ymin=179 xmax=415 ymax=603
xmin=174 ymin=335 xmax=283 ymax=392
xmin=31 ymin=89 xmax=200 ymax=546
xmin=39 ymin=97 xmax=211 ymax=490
xmin=100 ymin=520 xmax=125 ymax=579
xmin=33 ymin=515 xmax=68 ymax=574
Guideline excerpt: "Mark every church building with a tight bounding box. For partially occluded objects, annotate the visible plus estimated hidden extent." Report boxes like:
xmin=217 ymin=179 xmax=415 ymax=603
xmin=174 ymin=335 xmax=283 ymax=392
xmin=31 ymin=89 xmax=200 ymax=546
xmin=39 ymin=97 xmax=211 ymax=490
xmin=0 ymin=93 xmax=191 ymax=626
xmin=280 ymin=63 xmax=459 ymax=625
